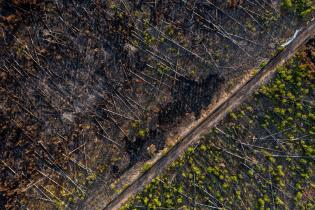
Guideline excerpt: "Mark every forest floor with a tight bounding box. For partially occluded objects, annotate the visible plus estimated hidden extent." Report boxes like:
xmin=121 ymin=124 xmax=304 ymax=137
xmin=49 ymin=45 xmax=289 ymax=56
xmin=0 ymin=1 xmax=314 ymax=209
xmin=119 ymin=31 xmax=315 ymax=210
xmin=88 ymin=20 xmax=315 ymax=210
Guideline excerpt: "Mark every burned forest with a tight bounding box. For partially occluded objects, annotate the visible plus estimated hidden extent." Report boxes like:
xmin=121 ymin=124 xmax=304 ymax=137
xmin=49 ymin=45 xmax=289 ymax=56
xmin=0 ymin=0 xmax=314 ymax=209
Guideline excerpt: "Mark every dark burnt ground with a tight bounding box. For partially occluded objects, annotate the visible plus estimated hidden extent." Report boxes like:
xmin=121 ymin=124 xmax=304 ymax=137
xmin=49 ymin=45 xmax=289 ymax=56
xmin=0 ymin=0 xmax=311 ymax=209
xmin=123 ymin=38 xmax=315 ymax=210
xmin=158 ymin=73 xmax=224 ymax=125
xmin=126 ymin=73 xmax=223 ymax=165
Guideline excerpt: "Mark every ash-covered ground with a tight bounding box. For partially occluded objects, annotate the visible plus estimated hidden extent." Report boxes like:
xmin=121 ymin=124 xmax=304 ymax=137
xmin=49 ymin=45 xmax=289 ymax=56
xmin=0 ymin=0 xmax=311 ymax=209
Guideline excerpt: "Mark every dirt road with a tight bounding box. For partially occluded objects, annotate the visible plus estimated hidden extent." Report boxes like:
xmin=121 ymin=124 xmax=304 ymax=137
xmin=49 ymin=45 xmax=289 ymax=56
xmin=81 ymin=21 xmax=315 ymax=210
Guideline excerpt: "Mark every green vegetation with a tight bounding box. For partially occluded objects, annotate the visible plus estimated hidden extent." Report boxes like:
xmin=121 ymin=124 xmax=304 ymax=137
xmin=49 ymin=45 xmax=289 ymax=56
xmin=282 ymin=0 xmax=314 ymax=17
xmin=1 ymin=0 xmax=312 ymax=209
xmin=122 ymin=44 xmax=315 ymax=209
xmin=142 ymin=163 xmax=152 ymax=172
xmin=131 ymin=120 xmax=149 ymax=138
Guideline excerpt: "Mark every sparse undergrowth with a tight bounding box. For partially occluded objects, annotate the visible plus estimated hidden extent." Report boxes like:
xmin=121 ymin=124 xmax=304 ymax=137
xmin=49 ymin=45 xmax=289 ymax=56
xmin=282 ymin=0 xmax=314 ymax=17
xmin=122 ymin=40 xmax=315 ymax=210
xmin=0 ymin=0 xmax=313 ymax=209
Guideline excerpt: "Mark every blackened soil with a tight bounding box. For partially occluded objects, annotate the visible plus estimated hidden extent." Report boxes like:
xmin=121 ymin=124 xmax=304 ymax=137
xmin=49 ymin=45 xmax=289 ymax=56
xmin=125 ymin=128 xmax=165 ymax=166
xmin=0 ymin=193 xmax=6 ymax=210
xmin=158 ymin=73 xmax=224 ymax=124
xmin=126 ymin=72 xmax=224 ymax=165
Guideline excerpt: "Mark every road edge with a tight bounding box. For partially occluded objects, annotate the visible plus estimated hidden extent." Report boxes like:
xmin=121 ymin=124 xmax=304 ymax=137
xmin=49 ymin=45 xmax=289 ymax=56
xmin=87 ymin=21 xmax=315 ymax=210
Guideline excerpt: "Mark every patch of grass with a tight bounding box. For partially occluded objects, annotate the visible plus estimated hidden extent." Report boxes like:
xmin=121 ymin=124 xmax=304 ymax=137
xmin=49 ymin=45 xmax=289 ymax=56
xmin=142 ymin=163 xmax=152 ymax=172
